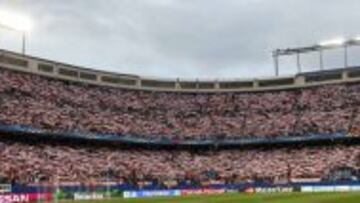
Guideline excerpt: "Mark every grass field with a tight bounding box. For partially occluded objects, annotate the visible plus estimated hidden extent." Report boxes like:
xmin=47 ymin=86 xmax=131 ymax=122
xmin=62 ymin=193 xmax=360 ymax=203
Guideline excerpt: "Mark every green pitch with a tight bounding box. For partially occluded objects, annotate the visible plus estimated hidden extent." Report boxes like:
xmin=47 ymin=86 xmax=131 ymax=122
xmin=61 ymin=192 xmax=360 ymax=203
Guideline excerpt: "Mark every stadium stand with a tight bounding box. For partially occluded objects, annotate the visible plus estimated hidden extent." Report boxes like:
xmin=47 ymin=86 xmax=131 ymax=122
xmin=0 ymin=68 xmax=359 ymax=139
xmin=0 ymin=50 xmax=359 ymax=190
xmin=0 ymin=140 xmax=359 ymax=185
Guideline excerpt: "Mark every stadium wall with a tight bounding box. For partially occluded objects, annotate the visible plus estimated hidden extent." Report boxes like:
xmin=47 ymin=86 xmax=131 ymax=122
xmin=0 ymin=49 xmax=359 ymax=92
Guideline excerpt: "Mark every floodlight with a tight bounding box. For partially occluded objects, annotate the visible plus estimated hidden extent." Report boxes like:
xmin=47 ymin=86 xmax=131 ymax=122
xmin=318 ymin=38 xmax=346 ymax=47
xmin=0 ymin=10 xmax=32 ymax=32
xmin=273 ymin=36 xmax=360 ymax=76
xmin=353 ymin=36 xmax=360 ymax=42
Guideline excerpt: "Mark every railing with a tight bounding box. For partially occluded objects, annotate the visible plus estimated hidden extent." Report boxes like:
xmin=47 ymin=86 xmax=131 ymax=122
xmin=0 ymin=124 xmax=352 ymax=148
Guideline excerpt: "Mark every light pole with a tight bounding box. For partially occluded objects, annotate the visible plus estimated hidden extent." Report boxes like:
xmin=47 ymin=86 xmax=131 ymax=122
xmin=273 ymin=50 xmax=279 ymax=76
xmin=0 ymin=10 xmax=32 ymax=55
xmin=344 ymin=44 xmax=348 ymax=68
xmin=0 ymin=23 xmax=26 ymax=54
xmin=319 ymin=49 xmax=324 ymax=71
xmin=22 ymin=30 xmax=26 ymax=54
xmin=296 ymin=52 xmax=301 ymax=73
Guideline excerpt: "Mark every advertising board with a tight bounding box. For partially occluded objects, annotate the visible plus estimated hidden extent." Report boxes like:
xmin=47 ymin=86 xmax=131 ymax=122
xmin=123 ymin=190 xmax=181 ymax=198
xmin=301 ymin=185 xmax=360 ymax=193
xmin=0 ymin=193 xmax=53 ymax=203
xmin=181 ymin=189 xmax=226 ymax=196
xmin=255 ymin=186 xmax=294 ymax=193
xmin=73 ymin=192 xmax=104 ymax=200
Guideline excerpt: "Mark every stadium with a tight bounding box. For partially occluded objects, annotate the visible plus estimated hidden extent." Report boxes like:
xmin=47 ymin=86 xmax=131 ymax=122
xmin=1 ymin=1 xmax=360 ymax=203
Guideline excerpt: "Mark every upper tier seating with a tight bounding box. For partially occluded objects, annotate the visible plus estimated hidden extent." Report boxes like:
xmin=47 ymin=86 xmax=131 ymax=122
xmin=0 ymin=68 xmax=359 ymax=140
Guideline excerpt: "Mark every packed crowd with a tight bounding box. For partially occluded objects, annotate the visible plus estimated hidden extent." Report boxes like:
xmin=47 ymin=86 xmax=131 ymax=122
xmin=0 ymin=140 xmax=359 ymax=184
xmin=1 ymin=68 xmax=360 ymax=185
xmin=0 ymin=68 xmax=359 ymax=140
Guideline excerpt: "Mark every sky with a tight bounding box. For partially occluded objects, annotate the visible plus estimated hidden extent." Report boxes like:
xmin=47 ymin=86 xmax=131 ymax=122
xmin=0 ymin=0 xmax=359 ymax=79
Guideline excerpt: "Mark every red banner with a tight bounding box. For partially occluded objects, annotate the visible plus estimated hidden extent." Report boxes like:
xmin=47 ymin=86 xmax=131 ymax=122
xmin=181 ymin=189 xmax=225 ymax=196
xmin=0 ymin=193 xmax=53 ymax=203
